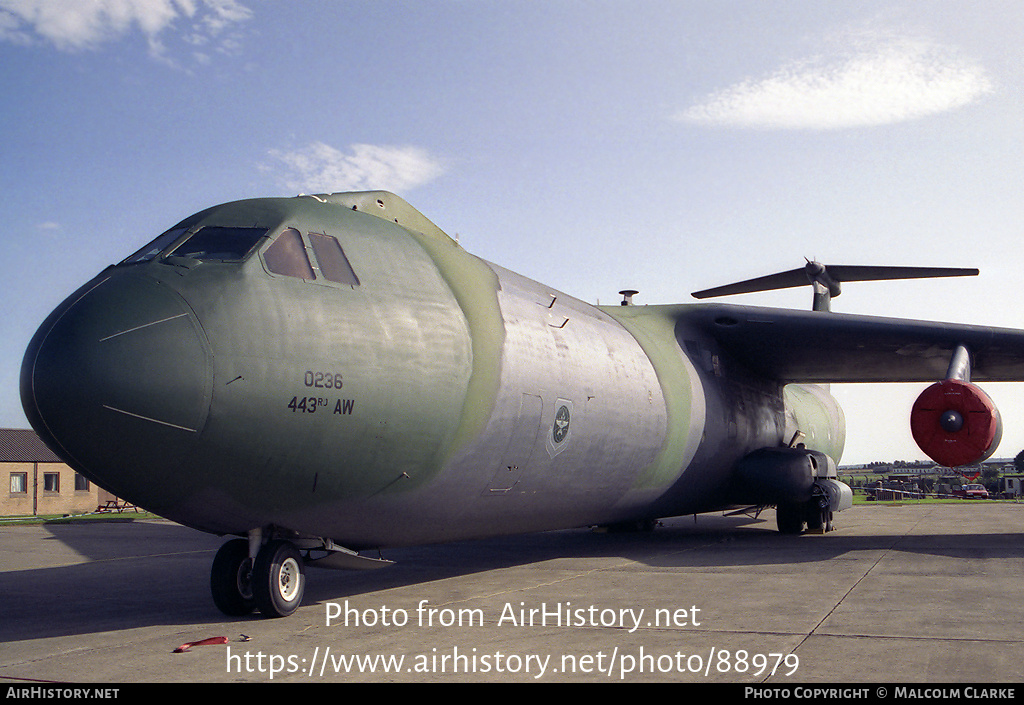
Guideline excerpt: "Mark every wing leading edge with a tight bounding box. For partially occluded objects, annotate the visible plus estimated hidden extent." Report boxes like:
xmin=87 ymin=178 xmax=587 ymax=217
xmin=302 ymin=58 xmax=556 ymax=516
xmin=677 ymin=303 xmax=1024 ymax=384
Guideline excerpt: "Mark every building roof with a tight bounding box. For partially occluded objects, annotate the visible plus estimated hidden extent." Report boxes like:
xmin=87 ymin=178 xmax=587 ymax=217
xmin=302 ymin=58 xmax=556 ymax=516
xmin=0 ymin=429 xmax=63 ymax=463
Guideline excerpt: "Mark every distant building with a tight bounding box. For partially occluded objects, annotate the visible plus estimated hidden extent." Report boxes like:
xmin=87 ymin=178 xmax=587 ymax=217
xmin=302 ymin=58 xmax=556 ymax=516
xmin=1 ymin=428 xmax=118 ymax=517
xmin=999 ymin=475 xmax=1023 ymax=498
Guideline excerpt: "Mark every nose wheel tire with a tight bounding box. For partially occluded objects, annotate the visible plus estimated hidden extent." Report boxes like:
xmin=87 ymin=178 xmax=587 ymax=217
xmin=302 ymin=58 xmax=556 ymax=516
xmin=252 ymin=539 xmax=306 ymax=618
xmin=211 ymin=539 xmax=256 ymax=616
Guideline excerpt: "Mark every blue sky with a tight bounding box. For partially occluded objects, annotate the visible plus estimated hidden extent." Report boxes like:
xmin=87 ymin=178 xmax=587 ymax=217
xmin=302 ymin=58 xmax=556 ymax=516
xmin=1 ymin=1 xmax=1022 ymax=465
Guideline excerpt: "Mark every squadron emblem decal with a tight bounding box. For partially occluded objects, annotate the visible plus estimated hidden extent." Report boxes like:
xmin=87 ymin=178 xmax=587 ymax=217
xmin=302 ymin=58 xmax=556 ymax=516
xmin=553 ymin=405 xmax=570 ymax=443
xmin=546 ymin=399 xmax=573 ymax=457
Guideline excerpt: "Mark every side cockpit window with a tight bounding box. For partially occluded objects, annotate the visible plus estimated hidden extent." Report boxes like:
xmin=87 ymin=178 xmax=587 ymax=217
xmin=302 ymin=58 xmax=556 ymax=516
xmin=309 ymin=233 xmax=360 ymax=286
xmin=264 ymin=228 xmax=315 ymax=279
xmin=263 ymin=228 xmax=360 ymax=287
xmin=120 ymin=227 xmax=188 ymax=264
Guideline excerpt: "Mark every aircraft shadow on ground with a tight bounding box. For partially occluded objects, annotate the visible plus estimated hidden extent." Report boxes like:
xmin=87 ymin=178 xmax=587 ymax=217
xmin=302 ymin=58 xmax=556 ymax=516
xmin=3 ymin=512 xmax=1021 ymax=642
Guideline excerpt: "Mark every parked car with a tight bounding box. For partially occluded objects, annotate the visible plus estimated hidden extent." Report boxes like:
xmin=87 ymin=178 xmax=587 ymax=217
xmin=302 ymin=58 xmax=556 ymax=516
xmin=953 ymin=483 xmax=990 ymax=499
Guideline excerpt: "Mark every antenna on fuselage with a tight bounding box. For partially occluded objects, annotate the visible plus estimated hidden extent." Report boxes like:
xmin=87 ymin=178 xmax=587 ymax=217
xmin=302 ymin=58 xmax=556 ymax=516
xmin=619 ymin=289 xmax=639 ymax=306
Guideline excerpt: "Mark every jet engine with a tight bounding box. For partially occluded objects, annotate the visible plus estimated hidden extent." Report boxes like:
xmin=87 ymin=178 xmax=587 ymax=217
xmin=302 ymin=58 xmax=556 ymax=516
xmin=910 ymin=378 xmax=1002 ymax=467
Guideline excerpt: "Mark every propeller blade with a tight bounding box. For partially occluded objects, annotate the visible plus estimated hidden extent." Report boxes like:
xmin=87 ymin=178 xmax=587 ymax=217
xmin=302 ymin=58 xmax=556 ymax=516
xmin=691 ymin=268 xmax=809 ymax=299
xmin=823 ymin=265 xmax=978 ymax=283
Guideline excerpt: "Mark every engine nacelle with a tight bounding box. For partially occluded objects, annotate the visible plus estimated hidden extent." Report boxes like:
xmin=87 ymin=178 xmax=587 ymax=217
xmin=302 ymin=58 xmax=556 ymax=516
xmin=910 ymin=379 xmax=1002 ymax=467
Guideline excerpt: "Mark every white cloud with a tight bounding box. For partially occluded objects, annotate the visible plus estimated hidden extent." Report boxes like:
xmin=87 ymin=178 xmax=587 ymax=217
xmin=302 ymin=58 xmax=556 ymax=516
xmin=267 ymin=142 xmax=447 ymax=195
xmin=0 ymin=0 xmax=251 ymax=56
xmin=679 ymin=36 xmax=994 ymax=130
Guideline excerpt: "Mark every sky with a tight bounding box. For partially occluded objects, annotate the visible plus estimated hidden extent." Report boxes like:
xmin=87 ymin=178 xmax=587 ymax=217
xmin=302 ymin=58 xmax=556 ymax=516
xmin=1 ymin=0 xmax=1022 ymax=466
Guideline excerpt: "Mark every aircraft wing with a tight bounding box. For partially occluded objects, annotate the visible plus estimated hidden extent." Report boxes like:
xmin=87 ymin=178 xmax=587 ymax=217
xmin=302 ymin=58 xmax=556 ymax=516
xmin=679 ymin=303 xmax=1024 ymax=384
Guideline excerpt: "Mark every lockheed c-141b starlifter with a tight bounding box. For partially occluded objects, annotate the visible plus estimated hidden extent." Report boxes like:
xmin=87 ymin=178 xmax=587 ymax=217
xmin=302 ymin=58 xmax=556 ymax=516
xmin=21 ymin=191 xmax=1020 ymax=617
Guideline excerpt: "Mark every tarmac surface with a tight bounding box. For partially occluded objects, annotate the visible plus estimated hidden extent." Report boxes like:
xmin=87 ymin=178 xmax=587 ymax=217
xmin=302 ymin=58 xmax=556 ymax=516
xmin=1 ymin=502 xmax=1022 ymax=684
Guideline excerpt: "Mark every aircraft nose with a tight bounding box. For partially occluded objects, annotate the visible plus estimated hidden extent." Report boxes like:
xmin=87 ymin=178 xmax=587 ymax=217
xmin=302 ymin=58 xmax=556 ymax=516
xmin=21 ymin=273 xmax=213 ymax=503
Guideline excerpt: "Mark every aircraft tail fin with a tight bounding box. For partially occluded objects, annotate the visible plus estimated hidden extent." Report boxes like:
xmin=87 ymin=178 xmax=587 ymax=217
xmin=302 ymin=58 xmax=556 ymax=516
xmin=691 ymin=261 xmax=978 ymax=312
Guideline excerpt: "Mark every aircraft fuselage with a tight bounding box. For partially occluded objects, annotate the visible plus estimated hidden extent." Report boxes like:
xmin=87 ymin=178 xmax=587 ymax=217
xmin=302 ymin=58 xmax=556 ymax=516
xmin=21 ymin=192 xmax=844 ymax=550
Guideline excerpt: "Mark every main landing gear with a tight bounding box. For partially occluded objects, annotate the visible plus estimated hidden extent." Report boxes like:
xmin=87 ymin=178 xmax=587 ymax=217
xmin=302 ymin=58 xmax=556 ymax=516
xmin=775 ymin=497 xmax=833 ymax=535
xmin=211 ymin=534 xmax=305 ymax=618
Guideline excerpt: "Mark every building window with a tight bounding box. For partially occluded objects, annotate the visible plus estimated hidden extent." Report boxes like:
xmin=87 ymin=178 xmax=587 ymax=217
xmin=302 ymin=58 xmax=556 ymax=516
xmin=10 ymin=473 xmax=27 ymax=494
xmin=43 ymin=473 xmax=59 ymax=493
xmin=75 ymin=473 xmax=90 ymax=491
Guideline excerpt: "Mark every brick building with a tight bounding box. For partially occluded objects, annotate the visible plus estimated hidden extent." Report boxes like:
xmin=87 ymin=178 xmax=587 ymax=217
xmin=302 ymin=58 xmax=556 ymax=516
xmin=1 ymin=428 xmax=117 ymax=517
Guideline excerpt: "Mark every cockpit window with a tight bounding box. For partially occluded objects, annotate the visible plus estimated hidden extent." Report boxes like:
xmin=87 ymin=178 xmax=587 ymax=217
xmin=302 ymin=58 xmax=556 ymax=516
xmin=168 ymin=226 xmax=268 ymax=262
xmin=263 ymin=228 xmax=315 ymax=279
xmin=262 ymin=228 xmax=362 ymax=287
xmin=120 ymin=227 xmax=188 ymax=265
xmin=309 ymin=233 xmax=360 ymax=286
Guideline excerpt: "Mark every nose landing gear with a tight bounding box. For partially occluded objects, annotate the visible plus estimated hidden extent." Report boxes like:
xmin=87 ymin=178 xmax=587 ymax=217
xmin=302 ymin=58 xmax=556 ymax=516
xmin=210 ymin=538 xmax=256 ymax=616
xmin=211 ymin=534 xmax=306 ymax=618
xmin=252 ymin=540 xmax=305 ymax=618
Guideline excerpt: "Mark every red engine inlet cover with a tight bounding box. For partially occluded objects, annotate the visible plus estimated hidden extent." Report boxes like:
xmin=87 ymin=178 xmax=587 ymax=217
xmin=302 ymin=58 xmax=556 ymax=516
xmin=910 ymin=379 xmax=1001 ymax=467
